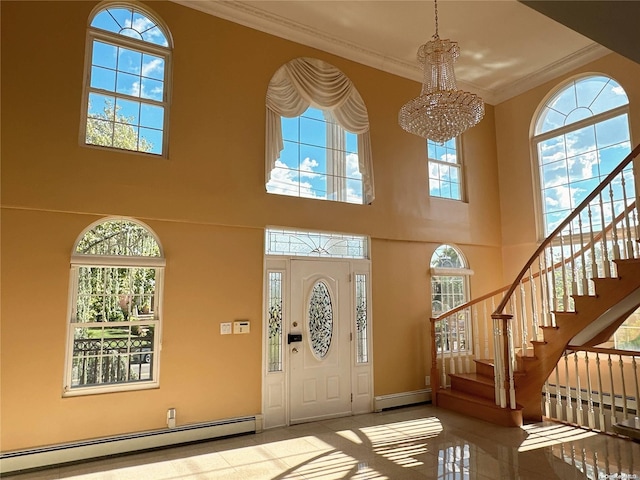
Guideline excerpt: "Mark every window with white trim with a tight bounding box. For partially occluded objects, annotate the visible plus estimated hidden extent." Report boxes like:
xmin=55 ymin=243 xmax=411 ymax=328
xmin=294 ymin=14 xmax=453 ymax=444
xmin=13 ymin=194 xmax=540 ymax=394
xmin=265 ymin=57 xmax=375 ymax=205
xmin=64 ymin=218 xmax=164 ymax=396
xmin=82 ymin=3 xmax=171 ymax=155
xmin=428 ymin=138 xmax=463 ymax=200
xmin=430 ymin=244 xmax=472 ymax=352
xmin=533 ymin=75 xmax=632 ymax=236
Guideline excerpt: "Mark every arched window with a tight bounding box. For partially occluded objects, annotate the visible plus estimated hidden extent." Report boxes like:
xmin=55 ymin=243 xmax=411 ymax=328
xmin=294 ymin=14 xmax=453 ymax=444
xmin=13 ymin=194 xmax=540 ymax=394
xmin=265 ymin=57 xmax=374 ymax=205
xmin=64 ymin=218 xmax=165 ymax=396
xmin=430 ymin=244 xmax=473 ymax=353
xmin=81 ymin=3 xmax=172 ymax=156
xmin=533 ymin=75 xmax=631 ymax=236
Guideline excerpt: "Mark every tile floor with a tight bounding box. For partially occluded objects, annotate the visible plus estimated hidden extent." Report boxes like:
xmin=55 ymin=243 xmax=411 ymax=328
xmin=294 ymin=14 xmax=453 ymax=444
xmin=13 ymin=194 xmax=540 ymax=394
xmin=4 ymin=404 xmax=639 ymax=479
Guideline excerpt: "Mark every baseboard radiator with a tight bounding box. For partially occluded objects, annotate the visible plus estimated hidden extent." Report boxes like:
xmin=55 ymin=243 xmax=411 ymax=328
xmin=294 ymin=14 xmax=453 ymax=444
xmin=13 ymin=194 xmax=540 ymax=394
xmin=0 ymin=415 xmax=262 ymax=475
xmin=374 ymin=389 xmax=432 ymax=412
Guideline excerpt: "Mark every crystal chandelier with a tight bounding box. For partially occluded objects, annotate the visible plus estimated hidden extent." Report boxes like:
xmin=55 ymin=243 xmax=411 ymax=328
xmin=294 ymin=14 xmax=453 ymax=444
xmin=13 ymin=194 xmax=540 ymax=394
xmin=398 ymin=0 xmax=484 ymax=143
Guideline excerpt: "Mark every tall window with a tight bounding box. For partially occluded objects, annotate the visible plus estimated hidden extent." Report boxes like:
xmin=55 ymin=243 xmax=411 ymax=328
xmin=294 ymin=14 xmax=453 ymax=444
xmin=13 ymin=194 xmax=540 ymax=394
xmin=82 ymin=4 xmax=172 ymax=156
xmin=428 ymin=138 xmax=463 ymax=200
xmin=533 ymin=75 xmax=631 ymax=236
xmin=267 ymin=107 xmax=362 ymax=203
xmin=266 ymin=57 xmax=375 ymax=205
xmin=431 ymin=244 xmax=472 ymax=352
xmin=64 ymin=218 xmax=165 ymax=396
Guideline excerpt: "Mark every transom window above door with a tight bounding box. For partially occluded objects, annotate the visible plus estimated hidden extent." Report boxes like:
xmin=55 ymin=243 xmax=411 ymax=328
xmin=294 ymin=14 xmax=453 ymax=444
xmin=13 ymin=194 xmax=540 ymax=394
xmin=265 ymin=57 xmax=374 ymax=205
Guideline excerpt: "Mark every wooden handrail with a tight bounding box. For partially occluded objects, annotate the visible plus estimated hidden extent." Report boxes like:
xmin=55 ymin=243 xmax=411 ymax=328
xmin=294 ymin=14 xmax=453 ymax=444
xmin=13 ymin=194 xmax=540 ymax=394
xmin=565 ymin=345 xmax=640 ymax=356
xmin=494 ymin=143 xmax=640 ymax=316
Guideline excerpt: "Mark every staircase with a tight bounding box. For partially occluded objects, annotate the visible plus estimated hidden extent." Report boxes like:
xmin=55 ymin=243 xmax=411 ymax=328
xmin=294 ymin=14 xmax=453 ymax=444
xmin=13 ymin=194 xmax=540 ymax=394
xmin=431 ymin=144 xmax=640 ymax=427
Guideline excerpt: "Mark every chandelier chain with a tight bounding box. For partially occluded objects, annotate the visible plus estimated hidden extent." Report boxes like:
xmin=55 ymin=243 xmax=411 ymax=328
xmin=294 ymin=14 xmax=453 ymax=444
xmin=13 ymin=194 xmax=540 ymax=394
xmin=433 ymin=0 xmax=439 ymax=39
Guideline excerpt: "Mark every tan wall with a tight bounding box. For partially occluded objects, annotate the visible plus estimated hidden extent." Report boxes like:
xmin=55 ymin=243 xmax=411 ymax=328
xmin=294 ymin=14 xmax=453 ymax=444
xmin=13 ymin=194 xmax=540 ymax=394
xmin=495 ymin=53 xmax=640 ymax=281
xmin=1 ymin=1 xmax=504 ymax=451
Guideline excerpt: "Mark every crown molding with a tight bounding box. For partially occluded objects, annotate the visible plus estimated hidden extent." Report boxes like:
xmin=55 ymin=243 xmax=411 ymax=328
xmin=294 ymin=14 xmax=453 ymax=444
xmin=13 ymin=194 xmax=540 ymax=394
xmin=490 ymin=43 xmax=611 ymax=105
xmin=171 ymin=0 xmax=610 ymax=106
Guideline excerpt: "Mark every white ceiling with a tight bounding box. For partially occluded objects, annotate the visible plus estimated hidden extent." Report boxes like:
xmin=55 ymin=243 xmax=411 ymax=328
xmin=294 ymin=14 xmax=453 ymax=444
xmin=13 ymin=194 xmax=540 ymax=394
xmin=173 ymin=0 xmax=610 ymax=105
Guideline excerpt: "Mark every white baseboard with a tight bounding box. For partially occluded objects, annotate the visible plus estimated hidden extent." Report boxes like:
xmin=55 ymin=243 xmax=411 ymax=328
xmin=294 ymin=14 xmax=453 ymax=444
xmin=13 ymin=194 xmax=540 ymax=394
xmin=374 ymin=389 xmax=432 ymax=412
xmin=0 ymin=415 xmax=262 ymax=475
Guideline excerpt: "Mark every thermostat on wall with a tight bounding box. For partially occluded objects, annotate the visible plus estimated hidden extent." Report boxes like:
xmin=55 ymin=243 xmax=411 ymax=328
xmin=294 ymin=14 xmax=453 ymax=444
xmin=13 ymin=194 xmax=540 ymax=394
xmin=234 ymin=320 xmax=250 ymax=334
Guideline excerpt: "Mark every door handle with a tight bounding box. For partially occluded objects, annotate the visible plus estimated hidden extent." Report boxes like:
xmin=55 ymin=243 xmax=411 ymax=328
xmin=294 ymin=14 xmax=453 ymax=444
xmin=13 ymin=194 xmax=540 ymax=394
xmin=292 ymin=347 xmax=299 ymax=354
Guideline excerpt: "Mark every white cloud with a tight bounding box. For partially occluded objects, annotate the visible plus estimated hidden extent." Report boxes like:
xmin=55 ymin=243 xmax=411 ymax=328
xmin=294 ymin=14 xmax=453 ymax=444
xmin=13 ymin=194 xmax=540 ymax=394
xmin=142 ymin=58 xmax=163 ymax=78
xmin=428 ymin=161 xmax=439 ymax=179
xmin=612 ymin=86 xmax=626 ymax=96
xmin=266 ymin=160 xmax=318 ymax=197
xmin=129 ymin=81 xmax=141 ymax=97
xmin=545 ymin=185 xmax=572 ymax=210
xmin=299 ymin=158 xmax=320 ymax=178
xmin=346 ymin=153 xmax=361 ymax=179
xmin=439 ymin=153 xmax=457 ymax=163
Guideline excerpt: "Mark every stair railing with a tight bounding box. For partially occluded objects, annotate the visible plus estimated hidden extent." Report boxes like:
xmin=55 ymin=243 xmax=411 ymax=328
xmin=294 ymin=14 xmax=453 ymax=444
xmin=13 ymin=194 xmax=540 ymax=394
xmin=492 ymin=143 xmax=640 ymax=410
xmin=430 ymin=143 xmax=640 ymax=409
xmin=544 ymin=346 xmax=639 ymax=433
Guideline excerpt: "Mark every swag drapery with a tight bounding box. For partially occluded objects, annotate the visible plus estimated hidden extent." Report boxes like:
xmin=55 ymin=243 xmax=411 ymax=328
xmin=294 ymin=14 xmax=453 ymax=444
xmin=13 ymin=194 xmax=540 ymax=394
xmin=265 ymin=57 xmax=375 ymax=204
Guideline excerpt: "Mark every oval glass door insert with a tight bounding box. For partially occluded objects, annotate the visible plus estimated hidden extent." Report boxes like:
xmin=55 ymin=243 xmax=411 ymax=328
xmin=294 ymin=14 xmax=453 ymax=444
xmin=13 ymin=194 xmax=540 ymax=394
xmin=308 ymin=281 xmax=333 ymax=358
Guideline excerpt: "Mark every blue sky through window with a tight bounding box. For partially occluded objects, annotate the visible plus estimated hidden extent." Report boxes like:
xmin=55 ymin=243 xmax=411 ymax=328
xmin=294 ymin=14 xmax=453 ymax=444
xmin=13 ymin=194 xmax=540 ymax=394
xmin=536 ymin=76 xmax=632 ymax=235
xmin=85 ymin=7 xmax=168 ymax=155
xmin=427 ymin=138 xmax=461 ymax=200
xmin=268 ymin=107 xmax=363 ymax=203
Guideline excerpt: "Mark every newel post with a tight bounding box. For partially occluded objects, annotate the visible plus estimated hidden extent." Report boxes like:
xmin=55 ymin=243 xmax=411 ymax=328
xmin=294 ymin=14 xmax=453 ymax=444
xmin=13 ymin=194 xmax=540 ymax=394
xmin=430 ymin=318 xmax=440 ymax=405
xmin=492 ymin=313 xmax=514 ymax=409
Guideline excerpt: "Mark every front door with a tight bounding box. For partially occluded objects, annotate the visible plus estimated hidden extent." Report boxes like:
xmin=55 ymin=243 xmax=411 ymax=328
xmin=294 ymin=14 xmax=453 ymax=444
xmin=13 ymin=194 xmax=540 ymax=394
xmin=289 ymin=259 xmax=352 ymax=424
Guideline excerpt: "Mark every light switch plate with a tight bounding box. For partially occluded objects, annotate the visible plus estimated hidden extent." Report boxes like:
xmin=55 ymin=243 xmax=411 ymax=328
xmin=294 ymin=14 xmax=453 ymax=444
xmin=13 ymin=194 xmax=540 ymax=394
xmin=220 ymin=322 xmax=232 ymax=335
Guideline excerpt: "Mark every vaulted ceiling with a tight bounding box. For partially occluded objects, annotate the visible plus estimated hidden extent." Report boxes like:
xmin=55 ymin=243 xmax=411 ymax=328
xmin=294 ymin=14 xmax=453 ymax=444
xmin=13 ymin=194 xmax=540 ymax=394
xmin=173 ymin=0 xmax=614 ymax=105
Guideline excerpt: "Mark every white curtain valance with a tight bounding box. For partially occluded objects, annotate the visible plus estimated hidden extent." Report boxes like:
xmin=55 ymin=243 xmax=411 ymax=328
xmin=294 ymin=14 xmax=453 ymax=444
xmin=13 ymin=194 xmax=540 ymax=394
xmin=265 ymin=57 xmax=375 ymax=204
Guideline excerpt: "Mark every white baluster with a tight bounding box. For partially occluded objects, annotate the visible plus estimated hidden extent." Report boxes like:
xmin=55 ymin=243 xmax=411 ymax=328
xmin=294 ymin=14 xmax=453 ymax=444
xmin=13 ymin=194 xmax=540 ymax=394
xmin=555 ymin=366 xmax=563 ymax=421
xmin=559 ymin=234 xmax=569 ymax=311
xmin=544 ymin=379 xmax=551 ymax=418
xmin=473 ymin=304 xmax=479 ymax=362
xmin=608 ymin=354 xmax=617 ymax=427
xmin=619 ymin=355 xmax=628 ymax=419
xmin=539 ymin=253 xmax=550 ymax=327
xmin=568 ymin=222 xmax=578 ymax=297
xmin=633 ymin=356 xmax=639 ymax=419
xmin=609 ymin=182 xmax=621 ymax=261
xmin=519 ymin=281 xmax=527 ymax=356
xmin=483 ymin=299 xmax=490 ymax=359
xmin=447 ymin=317 xmax=455 ymax=378
xmin=565 ymin=352 xmax=573 ymax=423
xmin=587 ymin=204 xmax=598 ymax=282
xmin=530 ymin=265 xmax=539 ymax=340
xmin=595 ymin=353 xmax=606 ymax=431
xmin=549 ymin=243 xmax=559 ymax=312
xmin=584 ymin=351 xmax=595 ymax=429
xmin=598 ymin=192 xmax=611 ymax=278
xmin=620 ymin=170 xmax=634 ymax=259
xmin=578 ymin=213 xmax=588 ymax=294
xmin=574 ymin=352 xmax=584 ymax=426
xmin=439 ymin=319 xmax=447 ymax=387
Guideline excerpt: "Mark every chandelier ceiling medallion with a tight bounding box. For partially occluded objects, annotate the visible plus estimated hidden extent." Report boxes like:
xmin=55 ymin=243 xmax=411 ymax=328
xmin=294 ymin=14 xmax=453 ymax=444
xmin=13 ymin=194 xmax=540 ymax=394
xmin=398 ymin=0 xmax=485 ymax=143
